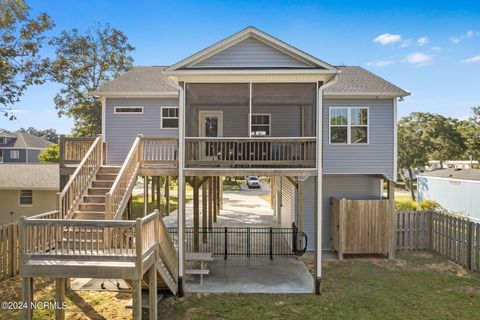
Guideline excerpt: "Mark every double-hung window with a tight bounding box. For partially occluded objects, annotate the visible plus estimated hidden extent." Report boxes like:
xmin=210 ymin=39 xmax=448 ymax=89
xmin=161 ymin=106 xmax=179 ymax=128
xmin=251 ymin=114 xmax=271 ymax=136
xmin=19 ymin=190 xmax=33 ymax=206
xmin=330 ymin=107 xmax=368 ymax=144
xmin=10 ymin=150 xmax=20 ymax=159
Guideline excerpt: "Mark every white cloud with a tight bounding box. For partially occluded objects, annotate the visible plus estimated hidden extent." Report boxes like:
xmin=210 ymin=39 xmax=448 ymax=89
xmin=367 ymin=60 xmax=395 ymax=67
xmin=417 ymin=37 xmax=429 ymax=46
xmin=461 ymin=55 xmax=480 ymax=63
xmin=399 ymin=43 xmax=409 ymax=48
xmin=373 ymin=33 xmax=402 ymax=45
xmin=402 ymin=52 xmax=432 ymax=64
xmin=431 ymin=46 xmax=442 ymax=52
xmin=450 ymin=30 xmax=475 ymax=44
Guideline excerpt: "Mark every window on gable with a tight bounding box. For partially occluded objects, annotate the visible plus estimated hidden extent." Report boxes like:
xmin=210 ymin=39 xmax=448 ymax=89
xmin=330 ymin=107 xmax=368 ymax=144
xmin=161 ymin=106 xmax=179 ymax=128
xmin=19 ymin=190 xmax=33 ymax=206
xmin=251 ymin=114 xmax=271 ymax=136
xmin=10 ymin=150 xmax=20 ymax=159
xmin=0 ymin=137 xmax=5 ymax=144
xmin=114 ymin=106 xmax=143 ymax=114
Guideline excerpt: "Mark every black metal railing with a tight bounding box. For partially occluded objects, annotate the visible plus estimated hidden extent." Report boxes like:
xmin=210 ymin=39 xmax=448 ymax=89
xmin=166 ymin=226 xmax=307 ymax=259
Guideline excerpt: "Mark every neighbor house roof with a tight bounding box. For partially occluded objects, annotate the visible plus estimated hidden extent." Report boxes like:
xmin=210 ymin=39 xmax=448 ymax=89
xmin=324 ymin=66 xmax=409 ymax=97
xmin=92 ymin=66 xmax=177 ymax=97
xmin=0 ymin=132 xmax=52 ymax=149
xmin=93 ymin=66 xmax=409 ymax=97
xmin=0 ymin=164 xmax=59 ymax=190
xmin=420 ymin=169 xmax=480 ymax=182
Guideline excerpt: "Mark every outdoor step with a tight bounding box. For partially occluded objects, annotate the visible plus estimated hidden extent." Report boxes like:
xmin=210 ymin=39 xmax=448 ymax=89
xmin=98 ymin=166 xmax=121 ymax=174
xmin=83 ymin=195 xmax=106 ymax=204
xmin=88 ymin=187 xmax=110 ymax=195
xmin=72 ymin=211 xmax=106 ymax=220
xmin=95 ymin=174 xmax=118 ymax=181
xmin=79 ymin=203 xmax=105 ymax=212
xmin=92 ymin=180 xmax=114 ymax=188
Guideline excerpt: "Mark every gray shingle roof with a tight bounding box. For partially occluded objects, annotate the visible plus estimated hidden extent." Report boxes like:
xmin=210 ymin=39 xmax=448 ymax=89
xmin=92 ymin=65 xmax=409 ymax=97
xmin=0 ymin=132 xmax=52 ymax=148
xmin=92 ymin=66 xmax=177 ymax=95
xmin=420 ymin=169 xmax=480 ymax=182
xmin=0 ymin=164 xmax=59 ymax=190
xmin=325 ymin=66 xmax=409 ymax=96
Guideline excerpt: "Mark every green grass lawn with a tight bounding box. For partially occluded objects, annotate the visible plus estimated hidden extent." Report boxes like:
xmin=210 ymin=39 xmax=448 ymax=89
xmin=395 ymin=194 xmax=412 ymax=202
xmin=130 ymin=191 xmax=192 ymax=219
xmin=156 ymin=252 xmax=480 ymax=320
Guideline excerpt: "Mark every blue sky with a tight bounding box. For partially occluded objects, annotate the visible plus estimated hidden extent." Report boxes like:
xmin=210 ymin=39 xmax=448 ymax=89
xmin=2 ymin=0 xmax=480 ymax=134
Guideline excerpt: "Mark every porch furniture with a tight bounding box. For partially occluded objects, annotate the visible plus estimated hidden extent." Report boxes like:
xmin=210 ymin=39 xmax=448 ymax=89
xmin=186 ymin=252 xmax=213 ymax=284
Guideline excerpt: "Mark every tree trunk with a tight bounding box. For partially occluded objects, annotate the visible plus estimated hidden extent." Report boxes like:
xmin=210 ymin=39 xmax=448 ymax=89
xmin=407 ymin=167 xmax=416 ymax=201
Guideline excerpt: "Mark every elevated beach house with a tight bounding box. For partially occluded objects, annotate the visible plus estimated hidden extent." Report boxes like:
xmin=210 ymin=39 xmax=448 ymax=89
xmin=19 ymin=27 xmax=408 ymax=319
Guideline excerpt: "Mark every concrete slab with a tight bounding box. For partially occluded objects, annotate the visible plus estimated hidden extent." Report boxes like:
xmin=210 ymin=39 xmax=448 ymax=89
xmin=185 ymin=258 xmax=314 ymax=294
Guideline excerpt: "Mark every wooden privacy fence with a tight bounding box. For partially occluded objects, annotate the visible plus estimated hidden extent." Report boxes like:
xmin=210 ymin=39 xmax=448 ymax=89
xmin=395 ymin=210 xmax=480 ymax=272
xmin=0 ymin=223 xmax=18 ymax=280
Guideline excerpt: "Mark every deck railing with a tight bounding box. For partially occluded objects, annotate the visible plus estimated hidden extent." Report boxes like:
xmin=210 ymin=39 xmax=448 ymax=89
xmin=58 ymin=136 xmax=103 ymax=219
xmin=142 ymin=137 xmax=178 ymax=164
xmin=185 ymin=137 xmax=316 ymax=168
xmin=59 ymin=136 xmax=96 ymax=166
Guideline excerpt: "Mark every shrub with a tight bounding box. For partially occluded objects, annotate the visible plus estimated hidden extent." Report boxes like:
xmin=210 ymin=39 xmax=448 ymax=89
xmin=395 ymin=200 xmax=418 ymax=211
xmin=418 ymin=200 xmax=441 ymax=211
xmin=38 ymin=143 xmax=59 ymax=163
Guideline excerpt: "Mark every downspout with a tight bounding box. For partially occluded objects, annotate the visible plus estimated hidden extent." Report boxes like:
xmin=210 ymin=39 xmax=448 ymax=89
xmin=315 ymin=73 xmax=338 ymax=295
xmin=164 ymin=75 xmax=185 ymax=296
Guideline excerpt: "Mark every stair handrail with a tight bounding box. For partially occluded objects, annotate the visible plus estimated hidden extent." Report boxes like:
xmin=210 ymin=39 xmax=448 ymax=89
xmin=58 ymin=135 xmax=103 ymax=219
xmin=105 ymin=134 xmax=143 ymax=220
xmin=155 ymin=212 xmax=178 ymax=281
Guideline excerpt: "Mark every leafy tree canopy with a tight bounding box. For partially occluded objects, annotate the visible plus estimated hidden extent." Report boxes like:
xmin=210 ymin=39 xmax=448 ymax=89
xmin=49 ymin=23 xmax=134 ymax=136
xmin=0 ymin=0 xmax=53 ymax=120
xmin=38 ymin=143 xmax=59 ymax=163
xmin=18 ymin=126 xmax=58 ymax=142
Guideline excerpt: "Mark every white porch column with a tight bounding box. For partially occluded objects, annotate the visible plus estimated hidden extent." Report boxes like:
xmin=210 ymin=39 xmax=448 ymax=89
xmin=315 ymin=81 xmax=323 ymax=294
xmin=177 ymin=82 xmax=186 ymax=296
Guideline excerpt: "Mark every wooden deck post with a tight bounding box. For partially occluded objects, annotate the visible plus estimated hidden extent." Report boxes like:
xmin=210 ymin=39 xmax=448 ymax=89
xmin=165 ymin=177 xmax=170 ymax=215
xmin=151 ymin=176 xmax=156 ymax=204
xmin=202 ymin=180 xmax=207 ymax=243
xmin=132 ymin=279 xmax=142 ymax=320
xmin=22 ymin=277 xmax=33 ymax=320
xmin=55 ymin=278 xmax=66 ymax=320
xmin=208 ymin=177 xmax=213 ymax=230
xmin=213 ymin=177 xmax=218 ymax=222
xmin=193 ymin=176 xmax=200 ymax=252
xmin=148 ymin=264 xmax=157 ymax=319
xmin=156 ymin=177 xmax=161 ymax=211
xmin=270 ymin=177 xmax=275 ymax=209
xmin=296 ymin=179 xmax=304 ymax=248
xmin=143 ymin=176 xmax=148 ymax=217
xmin=219 ymin=176 xmax=223 ymax=210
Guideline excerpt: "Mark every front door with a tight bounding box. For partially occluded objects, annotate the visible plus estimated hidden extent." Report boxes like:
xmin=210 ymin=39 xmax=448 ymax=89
xmin=199 ymin=111 xmax=223 ymax=159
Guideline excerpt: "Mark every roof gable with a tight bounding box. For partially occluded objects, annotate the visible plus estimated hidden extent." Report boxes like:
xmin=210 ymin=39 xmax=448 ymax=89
xmin=166 ymin=27 xmax=337 ymax=71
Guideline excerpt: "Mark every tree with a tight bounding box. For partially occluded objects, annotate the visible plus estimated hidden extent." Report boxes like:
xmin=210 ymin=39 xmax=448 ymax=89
xmin=49 ymin=24 xmax=134 ymax=136
xmin=18 ymin=127 xmax=58 ymax=142
xmin=457 ymin=106 xmax=480 ymax=163
xmin=0 ymin=0 xmax=54 ymax=120
xmin=397 ymin=113 xmax=432 ymax=201
xmin=38 ymin=143 xmax=59 ymax=163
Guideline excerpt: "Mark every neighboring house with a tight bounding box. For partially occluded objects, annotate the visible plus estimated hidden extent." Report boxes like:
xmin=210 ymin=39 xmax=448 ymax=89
xmin=0 ymin=131 xmax=52 ymax=163
xmin=26 ymin=27 xmax=408 ymax=306
xmin=418 ymin=169 xmax=480 ymax=220
xmin=0 ymin=164 xmax=59 ymax=224
xmin=426 ymin=160 xmax=479 ymax=171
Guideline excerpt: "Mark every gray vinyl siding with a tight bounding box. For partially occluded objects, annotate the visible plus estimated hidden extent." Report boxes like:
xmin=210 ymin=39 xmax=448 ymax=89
xmin=105 ymin=98 xmax=178 ymax=165
xmin=252 ymin=106 xmax=301 ymax=137
xmin=323 ymin=98 xmax=395 ymax=180
xmin=186 ymin=106 xmax=249 ymax=137
xmin=280 ymin=177 xmax=295 ymax=228
xmin=27 ymin=149 xmax=41 ymax=163
xmin=190 ymin=37 xmax=312 ymax=68
xmin=301 ymin=174 xmax=381 ymax=250
xmin=0 ymin=148 xmax=27 ymax=163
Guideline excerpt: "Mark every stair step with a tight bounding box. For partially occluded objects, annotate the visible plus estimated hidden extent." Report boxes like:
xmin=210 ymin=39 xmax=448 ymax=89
xmin=92 ymin=180 xmax=114 ymax=188
xmin=98 ymin=166 xmax=121 ymax=174
xmin=83 ymin=195 xmax=106 ymax=203
xmin=73 ymin=211 xmax=105 ymax=220
xmin=79 ymin=203 xmax=105 ymax=212
xmin=88 ymin=187 xmax=110 ymax=195
xmin=96 ymin=174 xmax=118 ymax=181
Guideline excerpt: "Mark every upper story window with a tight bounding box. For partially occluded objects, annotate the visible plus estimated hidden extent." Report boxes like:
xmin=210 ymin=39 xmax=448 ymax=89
xmin=114 ymin=106 xmax=143 ymax=114
xmin=19 ymin=190 xmax=33 ymax=206
xmin=10 ymin=150 xmax=20 ymax=159
xmin=0 ymin=149 xmax=3 ymax=162
xmin=330 ymin=107 xmax=368 ymax=144
xmin=161 ymin=106 xmax=179 ymax=129
xmin=251 ymin=114 xmax=271 ymax=136
xmin=0 ymin=137 xmax=5 ymax=144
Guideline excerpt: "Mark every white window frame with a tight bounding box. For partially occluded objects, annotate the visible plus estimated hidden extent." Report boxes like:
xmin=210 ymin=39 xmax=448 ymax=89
xmin=329 ymin=107 xmax=369 ymax=145
xmin=0 ymin=149 xmax=3 ymax=163
xmin=251 ymin=113 xmax=271 ymax=137
xmin=10 ymin=150 xmax=20 ymax=159
xmin=160 ymin=106 xmax=179 ymax=129
xmin=114 ymin=106 xmax=144 ymax=114
xmin=0 ymin=137 xmax=5 ymax=144
xmin=19 ymin=190 xmax=33 ymax=206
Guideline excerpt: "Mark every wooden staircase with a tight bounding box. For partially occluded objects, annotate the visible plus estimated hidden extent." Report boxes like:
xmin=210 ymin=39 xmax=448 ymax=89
xmin=72 ymin=166 xmax=121 ymax=220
